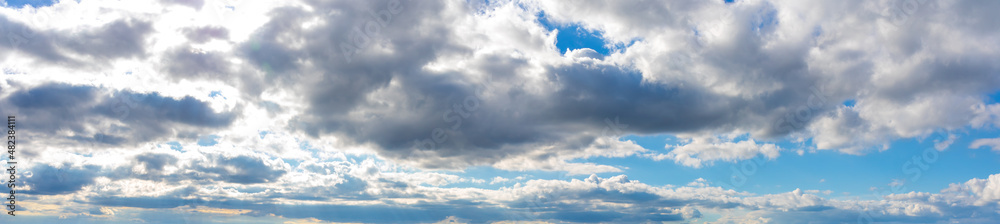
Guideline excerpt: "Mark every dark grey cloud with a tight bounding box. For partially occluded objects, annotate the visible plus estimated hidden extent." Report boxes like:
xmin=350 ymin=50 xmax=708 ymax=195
xmin=135 ymin=153 xmax=178 ymax=173
xmin=58 ymin=19 xmax=152 ymax=60
xmin=5 ymin=0 xmax=1000 ymax=223
xmin=189 ymin=155 xmax=286 ymax=184
xmin=210 ymin=0 xmax=841 ymax=171
xmin=3 ymin=83 xmax=98 ymax=136
xmin=274 ymin=0 xmax=1000 ymax=169
xmin=161 ymin=46 xmax=231 ymax=80
xmin=539 ymin=63 xmax=729 ymax=133
xmin=105 ymin=92 xmax=235 ymax=127
xmin=237 ymin=7 xmax=307 ymax=76
xmin=0 ymin=16 xmax=152 ymax=68
xmin=89 ymin=90 xmax=239 ymax=144
xmin=8 ymin=82 xmax=95 ymax=108
xmin=0 ymin=15 xmax=71 ymax=64
xmin=23 ymin=163 xmax=100 ymax=195
xmin=0 ymin=82 xmax=239 ymax=150
xmin=107 ymin=151 xmax=287 ymax=185
xmin=182 ymin=26 xmax=228 ymax=43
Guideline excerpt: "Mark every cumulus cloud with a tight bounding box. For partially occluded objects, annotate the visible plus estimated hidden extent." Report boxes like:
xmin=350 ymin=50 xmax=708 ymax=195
xmin=7 ymin=0 xmax=998 ymax=169
xmin=0 ymin=82 xmax=240 ymax=151
xmin=653 ymin=136 xmax=781 ymax=168
xmin=2 ymin=0 xmax=1000 ymax=223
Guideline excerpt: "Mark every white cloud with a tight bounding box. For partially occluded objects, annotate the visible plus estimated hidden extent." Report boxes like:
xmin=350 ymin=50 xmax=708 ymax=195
xmin=2 ymin=0 xmax=1000 ymax=222
xmin=490 ymin=176 xmax=511 ymax=185
xmin=970 ymin=137 xmax=1000 ymax=152
xmin=655 ymin=136 xmax=780 ymax=168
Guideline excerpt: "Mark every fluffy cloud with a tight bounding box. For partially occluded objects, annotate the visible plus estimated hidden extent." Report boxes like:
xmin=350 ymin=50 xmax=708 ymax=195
xmin=34 ymin=164 xmax=1000 ymax=223
xmin=5 ymin=0 xmax=999 ymax=170
xmin=1 ymin=0 xmax=1000 ymax=223
xmin=653 ymin=136 xmax=781 ymax=168
xmin=0 ymin=82 xmax=240 ymax=151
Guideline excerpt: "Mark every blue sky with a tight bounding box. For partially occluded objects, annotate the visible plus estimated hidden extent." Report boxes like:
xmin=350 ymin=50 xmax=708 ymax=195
xmin=1 ymin=0 xmax=1000 ymax=223
xmin=2 ymin=0 xmax=56 ymax=8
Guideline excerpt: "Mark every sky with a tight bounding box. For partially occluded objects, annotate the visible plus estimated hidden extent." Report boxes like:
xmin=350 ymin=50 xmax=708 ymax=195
xmin=0 ymin=0 xmax=998 ymax=223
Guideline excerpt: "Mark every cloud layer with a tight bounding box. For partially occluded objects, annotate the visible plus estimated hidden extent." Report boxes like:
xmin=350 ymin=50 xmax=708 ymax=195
xmin=0 ymin=0 xmax=998 ymax=223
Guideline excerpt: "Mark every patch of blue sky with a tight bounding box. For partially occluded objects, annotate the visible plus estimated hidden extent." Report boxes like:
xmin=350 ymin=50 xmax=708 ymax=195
xmin=537 ymin=12 xmax=611 ymax=55
xmin=3 ymin=0 xmax=56 ymax=8
xmin=753 ymin=8 xmax=778 ymax=32
xmin=843 ymin=99 xmax=856 ymax=107
xmin=987 ymin=89 xmax=1000 ymax=103
xmin=282 ymin=158 xmax=302 ymax=169
xmin=258 ymin=101 xmax=282 ymax=112
xmin=812 ymin=26 xmax=823 ymax=37
xmin=197 ymin=135 xmax=219 ymax=146
xmin=298 ymin=139 xmax=318 ymax=153
xmin=602 ymin=130 xmax=1000 ymax=199
xmin=165 ymin=141 xmax=183 ymax=151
